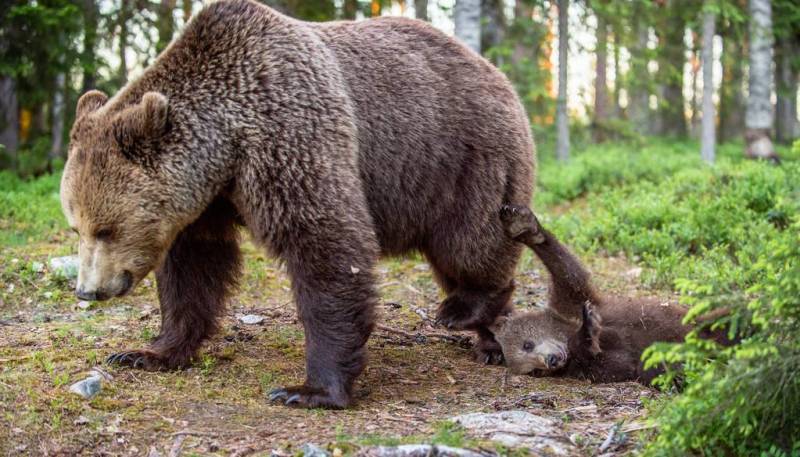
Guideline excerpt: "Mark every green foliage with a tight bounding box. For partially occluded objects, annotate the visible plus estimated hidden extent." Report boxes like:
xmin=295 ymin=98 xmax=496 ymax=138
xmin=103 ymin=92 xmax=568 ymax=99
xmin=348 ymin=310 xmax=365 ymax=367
xmin=0 ymin=170 xmax=66 ymax=245
xmin=536 ymin=139 xmax=800 ymax=454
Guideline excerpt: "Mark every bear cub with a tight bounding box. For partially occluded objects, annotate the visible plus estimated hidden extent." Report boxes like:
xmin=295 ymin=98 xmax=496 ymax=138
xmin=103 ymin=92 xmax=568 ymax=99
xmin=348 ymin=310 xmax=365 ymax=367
xmin=491 ymin=205 xmax=728 ymax=385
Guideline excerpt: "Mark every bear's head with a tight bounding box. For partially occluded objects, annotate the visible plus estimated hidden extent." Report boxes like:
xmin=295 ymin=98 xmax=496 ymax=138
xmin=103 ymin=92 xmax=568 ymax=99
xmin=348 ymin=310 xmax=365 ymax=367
xmin=490 ymin=303 xmax=602 ymax=376
xmin=61 ymin=90 xmax=177 ymax=301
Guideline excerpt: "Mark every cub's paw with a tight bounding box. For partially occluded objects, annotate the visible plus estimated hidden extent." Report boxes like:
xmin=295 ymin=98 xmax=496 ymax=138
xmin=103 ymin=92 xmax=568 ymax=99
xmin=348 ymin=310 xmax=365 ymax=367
xmin=268 ymin=385 xmax=351 ymax=409
xmin=499 ymin=205 xmax=545 ymax=244
xmin=106 ymin=349 xmax=186 ymax=371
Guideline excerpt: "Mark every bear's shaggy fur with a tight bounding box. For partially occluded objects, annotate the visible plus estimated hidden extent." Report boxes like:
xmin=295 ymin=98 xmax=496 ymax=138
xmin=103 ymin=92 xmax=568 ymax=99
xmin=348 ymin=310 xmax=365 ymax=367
xmin=61 ymin=0 xmax=535 ymax=408
xmin=492 ymin=205 xmax=726 ymax=385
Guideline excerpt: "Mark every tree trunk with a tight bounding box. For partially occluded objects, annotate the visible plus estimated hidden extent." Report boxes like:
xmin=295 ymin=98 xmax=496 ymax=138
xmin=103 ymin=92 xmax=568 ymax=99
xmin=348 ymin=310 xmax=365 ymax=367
xmin=593 ymin=13 xmax=608 ymax=142
xmin=628 ymin=3 xmax=651 ymax=135
xmin=611 ymin=23 xmax=622 ymax=118
xmin=0 ymin=76 xmax=18 ymax=163
xmin=454 ymin=0 xmax=481 ymax=54
xmin=481 ymin=0 xmax=506 ymax=65
xmin=183 ymin=0 xmax=193 ymax=23
xmin=156 ymin=0 xmax=178 ymax=54
xmin=118 ymin=1 xmax=130 ymax=85
xmin=81 ymin=0 xmax=99 ymax=93
xmin=49 ymin=73 xmax=66 ymax=166
xmin=745 ymin=0 xmax=776 ymax=161
xmin=701 ymin=6 xmax=716 ymax=163
xmin=414 ymin=0 xmax=427 ymax=21
xmin=690 ymin=30 xmax=700 ymax=138
xmin=719 ymin=24 xmax=745 ymax=143
xmin=775 ymin=33 xmax=799 ymax=144
xmin=343 ymin=0 xmax=359 ymax=19
xmin=556 ymin=0 xmax=569 ymax=162
xmin=655 ymin=1 xmax=687 ymax=138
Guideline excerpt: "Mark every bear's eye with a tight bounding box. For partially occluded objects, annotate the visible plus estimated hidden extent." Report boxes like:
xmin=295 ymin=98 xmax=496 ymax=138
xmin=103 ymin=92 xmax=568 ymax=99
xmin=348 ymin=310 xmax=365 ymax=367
xmin=522 ymin=341 xmax=534 ymax=352
xmin=94 ymin=228 xmax=114 ymax=241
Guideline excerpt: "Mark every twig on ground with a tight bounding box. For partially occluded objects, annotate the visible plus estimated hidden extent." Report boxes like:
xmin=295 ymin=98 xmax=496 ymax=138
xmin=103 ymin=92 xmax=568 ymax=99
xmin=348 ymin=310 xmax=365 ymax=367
xmin=599 ymin=423 xmax=621 ymax=453
xmin=167 ymin=434 xmax=185 ymax=457
xmin=170 ymin=430 xmax=218 ymax=438
xmin=376 ymin=323 xmax=469 ymax=345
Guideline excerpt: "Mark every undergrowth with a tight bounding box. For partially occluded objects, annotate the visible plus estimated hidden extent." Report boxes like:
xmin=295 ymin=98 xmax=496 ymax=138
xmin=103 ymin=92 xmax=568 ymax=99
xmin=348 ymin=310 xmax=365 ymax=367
xmin=535 ymin=139 xmax=800 ymax=455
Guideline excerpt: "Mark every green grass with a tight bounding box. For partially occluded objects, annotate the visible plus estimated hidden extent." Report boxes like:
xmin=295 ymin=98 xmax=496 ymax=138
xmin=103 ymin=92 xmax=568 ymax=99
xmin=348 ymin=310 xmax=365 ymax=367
xmin=0 ymin=171 xmax=66 ymax=246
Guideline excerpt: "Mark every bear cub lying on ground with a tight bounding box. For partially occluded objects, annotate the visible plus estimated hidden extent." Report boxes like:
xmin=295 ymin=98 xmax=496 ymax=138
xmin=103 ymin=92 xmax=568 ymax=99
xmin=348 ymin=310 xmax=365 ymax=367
xmin=491 ymin=205 xmax=728 ymax=385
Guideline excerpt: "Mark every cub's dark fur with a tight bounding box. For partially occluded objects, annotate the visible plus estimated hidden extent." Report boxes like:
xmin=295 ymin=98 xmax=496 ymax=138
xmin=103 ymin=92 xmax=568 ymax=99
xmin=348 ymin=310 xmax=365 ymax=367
xmin=61 ymin=0 xmax=535 ymax=408
xmin=492 ymin=205 xmax=726 ymax=385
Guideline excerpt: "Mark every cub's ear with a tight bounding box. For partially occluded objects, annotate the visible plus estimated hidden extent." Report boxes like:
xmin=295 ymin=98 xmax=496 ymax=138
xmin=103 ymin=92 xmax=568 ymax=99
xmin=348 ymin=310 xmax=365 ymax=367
xmin=113 ymin=92 xmax=169 ymax=155
xmin=76 ymin=90 xmax=108 ymax=118
xmin=489 ymin=315 xmax=510 ymax=334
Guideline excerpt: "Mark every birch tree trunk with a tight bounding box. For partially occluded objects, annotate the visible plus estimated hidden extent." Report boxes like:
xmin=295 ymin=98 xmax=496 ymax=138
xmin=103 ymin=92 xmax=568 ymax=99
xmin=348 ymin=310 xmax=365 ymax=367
xmin=556 ymin=0 xmax=570 ymax=162
xmin=593 ymin=13 xmax=609 ymax=142
xmin=745 ymin=0 xmax=777 ymax=161
xmin=454 ymin=0 xmax=482 ymax=54
xmin=415 ymin=0 xmax=428 ymax=21
xmin=700 ymin=6 xmax=716 ymax=163
xmin=775 ymin=33 xmax=799 ymax=144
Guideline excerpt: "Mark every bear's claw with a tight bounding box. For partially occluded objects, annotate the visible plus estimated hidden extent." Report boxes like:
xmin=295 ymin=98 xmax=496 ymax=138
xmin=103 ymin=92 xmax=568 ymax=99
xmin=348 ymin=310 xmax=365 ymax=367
xmin=267 ymin=385 xmax=350 ymax=409
xmin=106 ymin=349 xmax=174 ymax=371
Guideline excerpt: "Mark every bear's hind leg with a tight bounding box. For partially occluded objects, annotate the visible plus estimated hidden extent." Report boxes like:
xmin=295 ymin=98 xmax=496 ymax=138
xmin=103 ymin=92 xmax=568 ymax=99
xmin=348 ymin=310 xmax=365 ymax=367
xmin=426 ymin=233 xmax=520 ymax=365
xmin=107 ymin=198 xmax=242 ymax=370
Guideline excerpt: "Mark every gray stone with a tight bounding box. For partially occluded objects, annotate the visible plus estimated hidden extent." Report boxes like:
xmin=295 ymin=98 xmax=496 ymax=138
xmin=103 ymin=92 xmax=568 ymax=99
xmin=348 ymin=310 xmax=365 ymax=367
xmin=49 ymin=256 xmax=79 ymax=280
xmin=302 ymin=443 xmax=330 ymax=457
xmin=238 ymin=314 xmax=265 ymax=325
xmin=451 ymin=411 xmax=572 ymax=455
xmin=68 ymin=375 xmax=102 ymax=399
xmin=357 ymin=445 xmax=487 ymax=457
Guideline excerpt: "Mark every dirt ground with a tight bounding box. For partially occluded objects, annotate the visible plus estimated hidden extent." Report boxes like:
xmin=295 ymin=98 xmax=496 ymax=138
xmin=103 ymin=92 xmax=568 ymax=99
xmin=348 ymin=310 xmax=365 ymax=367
xmin=0 ymin=239 xmax=669 ymax=456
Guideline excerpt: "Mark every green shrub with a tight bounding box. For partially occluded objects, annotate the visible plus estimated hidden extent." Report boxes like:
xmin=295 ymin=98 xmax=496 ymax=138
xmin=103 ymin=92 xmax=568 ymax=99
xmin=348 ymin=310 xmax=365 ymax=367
xmin=535 ymin=139 xmax=800 ymax=455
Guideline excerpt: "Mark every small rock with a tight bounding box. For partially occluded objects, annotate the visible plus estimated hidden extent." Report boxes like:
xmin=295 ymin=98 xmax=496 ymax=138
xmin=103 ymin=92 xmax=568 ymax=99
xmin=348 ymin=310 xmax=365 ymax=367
xmin=69 ymin=375 xmax=102 ymax=399
xmin=77 ymin=301 xmax=92 ymax=310
xmin=43 ymin=291 xmax=53 ymax=299
xmin=148 ymin=447 xmax=162 ymax=457
xmin=357 ymin=445 xmax=484 ymax=457
xmin=413 ymin=263 xmax=429 ymax=272
xmin=625 ymin=267 xmax=643 ymax=279
xmin=451 ymin=411 xmax=571 ymax=454
xmin=238 ymin=314 xmax=265 ymax=325
xmin=74 ymin=415 xmax=90 ymax=425
xmin=50 ymin=256 xmax=79 ymax=280
xmin=31 ymin=261 xmax=44 ymax=273
xmin=301 ymin=443 xmax=329 ymax=457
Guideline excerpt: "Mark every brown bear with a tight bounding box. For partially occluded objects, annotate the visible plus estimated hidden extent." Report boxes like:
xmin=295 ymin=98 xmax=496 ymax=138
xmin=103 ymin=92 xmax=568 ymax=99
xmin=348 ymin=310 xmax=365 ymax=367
xmin=491 ymin=205 xmax=727 ymax=385
xmin=60 ymin=0 xmax=535 ymax=408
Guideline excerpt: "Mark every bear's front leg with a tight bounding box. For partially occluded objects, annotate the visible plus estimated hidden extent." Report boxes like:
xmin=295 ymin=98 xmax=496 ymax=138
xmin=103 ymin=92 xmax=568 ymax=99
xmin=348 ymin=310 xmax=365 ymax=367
xmin=268 ymin=224 xmax=378 ymax=409
xmin=107 ymin=198 xmax=242 ymax=371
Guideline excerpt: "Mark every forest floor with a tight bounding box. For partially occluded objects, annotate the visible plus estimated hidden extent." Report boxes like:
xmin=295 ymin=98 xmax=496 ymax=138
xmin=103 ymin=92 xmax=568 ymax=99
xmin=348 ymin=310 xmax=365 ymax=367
xmin=0 ymin=236 xmax=669 ymax=456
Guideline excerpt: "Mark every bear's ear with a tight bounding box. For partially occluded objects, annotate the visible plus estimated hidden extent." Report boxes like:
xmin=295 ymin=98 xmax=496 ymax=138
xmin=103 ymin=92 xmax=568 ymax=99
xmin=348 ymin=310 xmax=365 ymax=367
xmin=76 ymin=90 xmax=108 ymax=119
xmin=112 ymin=92 xmax=169 ymax=156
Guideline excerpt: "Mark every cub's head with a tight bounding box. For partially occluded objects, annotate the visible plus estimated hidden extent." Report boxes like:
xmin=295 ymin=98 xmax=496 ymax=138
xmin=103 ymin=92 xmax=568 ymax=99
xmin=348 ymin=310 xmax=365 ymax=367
xmin=491 ymin=304 xmax=602 ymax=376
xmin=61 ymin=90 xmax=176 ymax=301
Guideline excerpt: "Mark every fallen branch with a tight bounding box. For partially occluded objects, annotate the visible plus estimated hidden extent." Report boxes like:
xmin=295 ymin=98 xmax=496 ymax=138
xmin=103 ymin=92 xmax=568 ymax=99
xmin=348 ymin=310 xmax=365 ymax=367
xmin=598 ymin=423 xmax=621 ymax=453
xmin=376 ymin=323 xmax=470 ymax=345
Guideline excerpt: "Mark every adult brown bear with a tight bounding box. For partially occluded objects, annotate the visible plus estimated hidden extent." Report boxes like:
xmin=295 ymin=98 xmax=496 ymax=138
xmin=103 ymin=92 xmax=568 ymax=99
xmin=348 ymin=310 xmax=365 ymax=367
xmin=60 ymin=0 xmax=535 ymax=408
